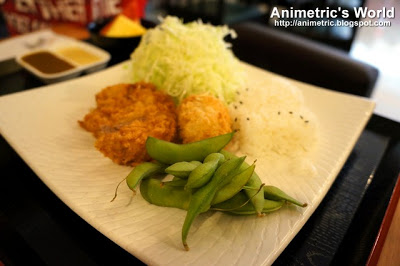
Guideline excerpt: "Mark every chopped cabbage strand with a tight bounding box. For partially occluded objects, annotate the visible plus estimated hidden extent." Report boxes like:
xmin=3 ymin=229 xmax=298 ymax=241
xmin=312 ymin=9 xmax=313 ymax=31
xmin=130 ymin=16 xmax=245 ymax=103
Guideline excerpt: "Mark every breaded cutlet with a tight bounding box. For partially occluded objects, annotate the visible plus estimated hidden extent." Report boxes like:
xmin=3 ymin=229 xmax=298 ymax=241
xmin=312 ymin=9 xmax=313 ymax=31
xmin=79 ymin=82 xmax=177 ymax=165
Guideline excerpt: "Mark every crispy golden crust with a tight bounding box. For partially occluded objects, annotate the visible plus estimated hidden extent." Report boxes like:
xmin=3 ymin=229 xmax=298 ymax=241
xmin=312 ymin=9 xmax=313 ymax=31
xmin=177 ymin=95 xmax=232 ymax=143
xmin=79 ymin=82 xmax=177 ymax=166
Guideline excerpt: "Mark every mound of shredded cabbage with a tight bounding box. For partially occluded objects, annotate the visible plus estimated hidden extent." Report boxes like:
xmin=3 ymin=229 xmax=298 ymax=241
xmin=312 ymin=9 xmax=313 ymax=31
xmin=130 ymin=16 xmax=245 ymax=103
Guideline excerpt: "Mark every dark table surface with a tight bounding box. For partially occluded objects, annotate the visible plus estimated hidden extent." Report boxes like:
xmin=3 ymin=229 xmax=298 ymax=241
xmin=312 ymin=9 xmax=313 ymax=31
xmin=1 ymin=32 xmax=400 ymax=266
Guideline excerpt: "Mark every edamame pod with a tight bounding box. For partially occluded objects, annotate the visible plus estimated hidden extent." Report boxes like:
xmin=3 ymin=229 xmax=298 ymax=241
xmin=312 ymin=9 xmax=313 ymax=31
xmin=221 ymin=150 xmax=265 ymax=216
xmin=185 ymin=153 xmax=225 ymax=189
xmin=211 ymin=164 xmax=255 ymax=205
xmin=165 ymin=161 xmax=202 ymax=178
xmin=211 ymin=192 xmax=284 ymax=215
xmin=146 ymin=132 xmax=234 ymax=165
xmin=244 ymin=173 xmax=265 ymax=216
xmin=140 ymin=178 xmax=191 ymax=210
xmin=264 ymin=186 xmax=307 ymax=207
xmin=203 ymin=153 xmax=225 ymax=164
xmin=161 ymin=178 xmax=188 ymax=187
xmin=211 ymin=190 xmax=248 ymax=210
xmin=126 ymin=162 xmax=166 ymax=193
xmin=182 ymin=156 xmax=245 ymax=251
xmin=230 ymin=199 xmax=284 ymax=215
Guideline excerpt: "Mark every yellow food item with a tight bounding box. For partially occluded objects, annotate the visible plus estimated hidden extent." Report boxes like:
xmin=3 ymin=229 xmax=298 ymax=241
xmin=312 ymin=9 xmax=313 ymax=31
xmin=102 ymin=14 xmax=146 ymax=37
xmin=177 ymin=95 xmax=232 ymax=143
xmin=56 ymin=46 xmax=101 ymax=65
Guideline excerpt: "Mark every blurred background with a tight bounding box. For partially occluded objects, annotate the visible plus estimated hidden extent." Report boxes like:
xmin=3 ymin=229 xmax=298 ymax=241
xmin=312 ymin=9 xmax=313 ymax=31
xmin=0 ymin=0 xmax=399 ymax=122
xmin=146 ymin=0 xmax=363 ymax=51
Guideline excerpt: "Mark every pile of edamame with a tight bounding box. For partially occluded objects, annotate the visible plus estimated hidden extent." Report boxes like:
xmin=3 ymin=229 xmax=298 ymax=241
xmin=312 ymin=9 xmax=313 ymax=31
xmin=123 ymin=132 xmax=307 ymax=251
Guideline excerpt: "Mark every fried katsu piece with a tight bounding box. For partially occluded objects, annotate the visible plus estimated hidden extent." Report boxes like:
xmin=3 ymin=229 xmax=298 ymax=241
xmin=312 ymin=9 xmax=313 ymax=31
xmin=79 ymin=82 xmax=177 ymax=165
xmin=177 ymin=95 xmax=232 ymax=143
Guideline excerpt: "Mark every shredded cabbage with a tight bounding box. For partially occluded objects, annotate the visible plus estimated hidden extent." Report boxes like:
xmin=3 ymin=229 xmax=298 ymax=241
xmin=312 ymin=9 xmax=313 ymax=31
xmin=130 ymin=16 xmax=245 ymax=103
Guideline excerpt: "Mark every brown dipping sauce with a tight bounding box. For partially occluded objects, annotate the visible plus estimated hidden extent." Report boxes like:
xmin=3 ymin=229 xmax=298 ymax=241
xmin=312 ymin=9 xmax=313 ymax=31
xmin=21 ymin=51 xmax=75 ymax=74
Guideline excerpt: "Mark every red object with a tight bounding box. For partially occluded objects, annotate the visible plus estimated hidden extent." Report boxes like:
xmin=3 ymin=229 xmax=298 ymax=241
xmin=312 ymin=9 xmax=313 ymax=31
xmin=366 ymin=174 xmax=400 ymax=265
xmin=122 ymin=0 xmax=147 ymax=21
xmin=0 ymin=0 xmax=147 ymax=36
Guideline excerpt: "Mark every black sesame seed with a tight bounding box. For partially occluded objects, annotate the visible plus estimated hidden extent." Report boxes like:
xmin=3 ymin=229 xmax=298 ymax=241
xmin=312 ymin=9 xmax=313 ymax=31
xmin=289 ymin=111 xmax=293 ymax=114
xmin=234 ymin=117 xmax=237 ymax=122
xmin=305 ymin=120 xmax=309 ymax=123
xmin=246 ymin=117 xmax=250 ymax=121
xmin=278 ymin=111 xmax=280 ymax=115
xmin=300 ymin=115 xmax=303 ymax=119
xmin=234 ymin=105 xmax=237 ymax=109
xmin=239 ymin=101 xmax=243 ymax=104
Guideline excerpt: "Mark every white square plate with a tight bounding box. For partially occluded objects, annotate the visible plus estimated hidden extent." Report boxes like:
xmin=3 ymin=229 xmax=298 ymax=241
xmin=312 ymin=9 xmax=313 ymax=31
xmin=0 ymin=61 xmax=375 ymax=265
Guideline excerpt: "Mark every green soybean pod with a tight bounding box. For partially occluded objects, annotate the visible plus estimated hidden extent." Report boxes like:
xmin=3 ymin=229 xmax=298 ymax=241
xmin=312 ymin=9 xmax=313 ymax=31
xmin=230 ymin=199 xmax=284 ymax=215
xmin=203 ymin=153 xmax=225 ymax=164
xmin=165 ymin=161 xmax=202 ymax=178
xmin=190 ymin=161 xmax=203 ymax=166
xmin=161 ymin=178 xmax=188 ymax=187
xmin=220 ymin=150 xmax=265 ymax=216
xmin=211 ymin=164 xmax=255 ymax=205
xmin=126 ymin=162 xmax=166 ymax=193
xmin=181 ymin=156 xmax=245 ymax=251
xmin=244 ymin=173 xmax=265 ymax=216
xmin=264 ymin=186 xmax=307 ymax=207
xmin=211 ymin=190 xmax=248 ymax=210
xmin=230 ymin=200 xmax=284 ymax=215
xmin=211 ymin=192 xmax=284 ymax=215
xmin=140 ymin=178 xmax=192 ymax=210
xmin=146 ymin=132 xmax=234 ymax=164
xmin=185 ymin=161 xmax=217 ymax=189
xmin=185 ymin=153 xmax=224 ymax=189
